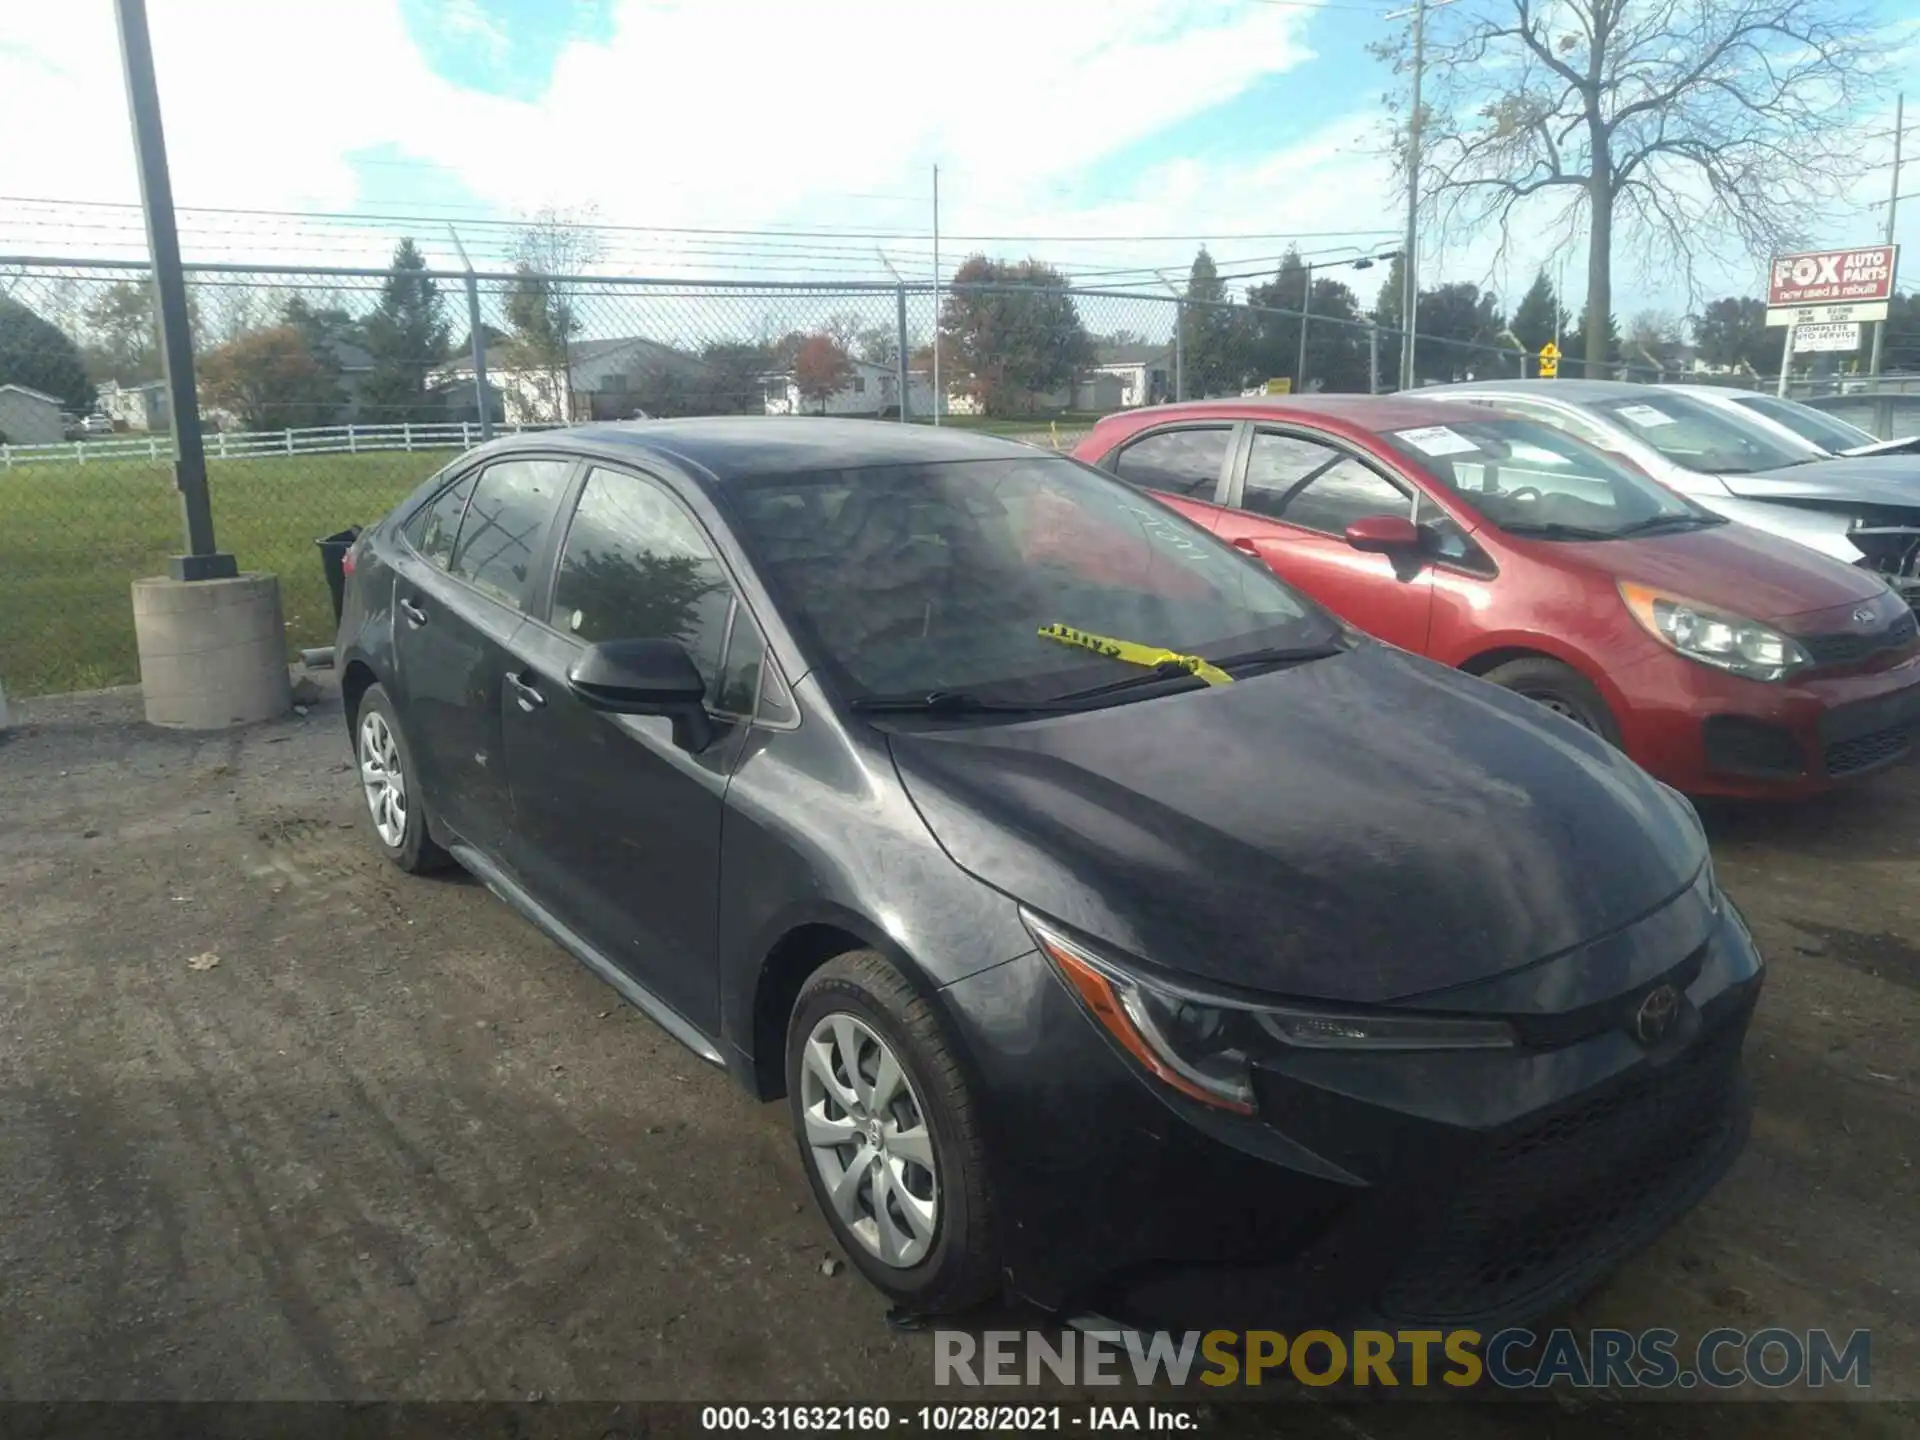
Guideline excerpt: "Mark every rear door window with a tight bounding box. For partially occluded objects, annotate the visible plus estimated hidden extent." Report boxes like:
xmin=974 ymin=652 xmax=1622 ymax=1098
xmin=1110 ymin=426 xmax=1234 ymax=499
xmin=405 ymin=469 xmax=479 ymax=569
xmin=447 ymin=458 xmax=573 ymax=609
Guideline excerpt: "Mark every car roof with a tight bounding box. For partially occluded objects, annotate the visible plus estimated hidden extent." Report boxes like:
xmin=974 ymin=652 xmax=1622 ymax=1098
xmin=1668 ymin=385 xmax=1768 ymax=402
xmin=1417 ymin=378 xmax=1672 ymax=401
xmin=1099 ymin=394 xmax=1512 ymax=433
xmin=499 ymin=416 xmax=1040 ymax=481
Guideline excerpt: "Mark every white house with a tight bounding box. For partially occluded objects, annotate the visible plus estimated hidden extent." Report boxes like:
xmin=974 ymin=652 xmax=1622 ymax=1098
xmin=0 ymin=385 xmax=66 ymax=445
xmin=1075 ymin=343 xmax=1174 ymax=410
xmin=762 ymin=357 xmax=937 ymax=418
xmin=98 ymin=379 xmax=172 ymax=432
xmin=434 ymin=335 xmax=712 ymax=425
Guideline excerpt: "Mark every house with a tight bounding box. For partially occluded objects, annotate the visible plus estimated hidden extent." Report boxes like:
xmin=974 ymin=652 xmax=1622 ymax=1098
xmin=761 ymin=357 xmax=936 ymax=418
xmin=0 ymin=385 xmax=66 ymax=445
xmin=1074 ymin=343 xmax=1174 ymax=410
xmin=941 ymin=343 xmax=1174 ymax=416
xmin=98 ymin=379 xmax=172 ymax=432
xmin=432 ymin=335 xmax=713 ymax=425
xmin=321 ymin=337 xmax=377 ymax=420
xmin=943 ymin=379 xmax=1071 ymax=416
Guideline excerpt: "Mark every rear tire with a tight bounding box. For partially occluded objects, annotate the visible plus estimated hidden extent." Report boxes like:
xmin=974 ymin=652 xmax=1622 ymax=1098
xmin=354 ymin=683 xmax=452 ymax=874
xmin=1480 ymin=657 xmax=1622 ymax=747
xmin=786 ymin=949 xmax=1000 ymax=1314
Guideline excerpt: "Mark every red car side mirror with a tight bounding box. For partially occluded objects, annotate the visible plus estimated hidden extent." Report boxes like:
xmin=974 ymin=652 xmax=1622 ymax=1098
xmin=1344 ymin=514 xmax=1422 ymax=554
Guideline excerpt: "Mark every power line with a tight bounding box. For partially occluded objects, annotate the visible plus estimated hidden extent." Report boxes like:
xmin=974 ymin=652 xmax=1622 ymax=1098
xmin=0 ymin=196 xmax=1400 ymax=246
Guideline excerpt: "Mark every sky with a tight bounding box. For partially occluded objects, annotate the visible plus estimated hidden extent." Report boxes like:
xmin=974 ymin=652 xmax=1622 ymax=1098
xmin=1 ymin=0 xmax=1917 ymax=323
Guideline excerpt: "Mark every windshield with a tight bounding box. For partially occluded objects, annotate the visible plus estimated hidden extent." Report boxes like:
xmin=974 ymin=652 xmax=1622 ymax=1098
xmin=1380 ymin=415 xmax=1710 ymax=538
xmin=1730 ymin=394 xmax=1876 ymax=453
xmin=1591 ymin=390 xmax=1808 ymax=473
xmin=723 ymin=455 xmax=1334 ymax=703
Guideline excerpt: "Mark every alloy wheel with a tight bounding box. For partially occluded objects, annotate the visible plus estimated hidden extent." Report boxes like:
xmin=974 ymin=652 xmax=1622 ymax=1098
xmin=358 ymin=710 xmax=408 ymax=848
xmin=799 ymin=1012 xmax=940 ymax=1268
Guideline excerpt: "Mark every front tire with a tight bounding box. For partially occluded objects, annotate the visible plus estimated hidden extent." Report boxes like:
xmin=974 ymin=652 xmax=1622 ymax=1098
xmin=354 ymin=683 xmax=451 ymax=874
xmin=1481 ymin=656 xmax=1623 ymax=747
xmin=786 ymin=950 xmax=1000 ymax=1313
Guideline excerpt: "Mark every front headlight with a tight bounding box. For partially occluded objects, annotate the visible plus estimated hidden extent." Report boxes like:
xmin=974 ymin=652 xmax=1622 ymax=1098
xmin=1025 ymin=914 xmax=1516 ymax=1115
xmin=1619 ymin=581 xmax=1810 ymax=681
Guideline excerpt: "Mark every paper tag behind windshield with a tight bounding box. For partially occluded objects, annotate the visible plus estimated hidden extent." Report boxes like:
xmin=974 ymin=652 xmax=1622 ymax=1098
xmin=1395 ymin=425 xmax=1480 ymax=457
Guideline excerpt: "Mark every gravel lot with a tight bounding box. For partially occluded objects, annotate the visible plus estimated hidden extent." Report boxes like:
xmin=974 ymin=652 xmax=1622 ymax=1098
xmin=0 ymin=676 xmax=1914 ymax=1433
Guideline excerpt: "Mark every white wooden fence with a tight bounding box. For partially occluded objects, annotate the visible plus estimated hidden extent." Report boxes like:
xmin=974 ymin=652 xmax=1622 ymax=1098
xmin=0 ymin=421 xmax=562 ymax=470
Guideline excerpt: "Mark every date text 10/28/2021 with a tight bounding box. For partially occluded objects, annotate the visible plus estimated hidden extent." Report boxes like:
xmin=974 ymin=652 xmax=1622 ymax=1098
xmin=702 ymin=1407 xmax=1194 ymax=1431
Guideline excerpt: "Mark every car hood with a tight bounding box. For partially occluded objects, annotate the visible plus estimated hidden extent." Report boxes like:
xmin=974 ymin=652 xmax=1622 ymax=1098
xmin=1840 ymin=435 xmax=1920 ymax=458
xmin=1725 ymin=457 xmax=1920 ymax=505
xmin=887 ymin=644 xmax=1705 ymax=1004
xmin=1559 ymin=518 xmax=1887 ymax=622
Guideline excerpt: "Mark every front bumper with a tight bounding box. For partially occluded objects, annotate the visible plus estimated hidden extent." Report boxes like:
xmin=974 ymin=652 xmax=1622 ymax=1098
xmin=939 ymin=904 xmax=1762 ymax=1331
xmin=1611 ymin=642 xmax=1920 ymax=797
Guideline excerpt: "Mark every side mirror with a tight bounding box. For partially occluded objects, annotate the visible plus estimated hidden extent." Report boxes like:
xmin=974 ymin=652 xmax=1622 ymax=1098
xmin=567 ymin=638 xmax=714 ymax=752
xmin=1344 ymin=514 xmax=1421 ymax=554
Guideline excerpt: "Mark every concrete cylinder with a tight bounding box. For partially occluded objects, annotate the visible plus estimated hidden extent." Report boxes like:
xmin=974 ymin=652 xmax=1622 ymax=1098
xmin=132 ymin=573 xmax=292 ymax=729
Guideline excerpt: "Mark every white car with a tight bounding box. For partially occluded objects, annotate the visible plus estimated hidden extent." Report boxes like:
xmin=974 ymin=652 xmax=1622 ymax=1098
xmin=79 ymin=414 xmax=114 ymax=437
xmin=1675 ymin=386 xmax=1920 ymax=459
xmin=1420 ymin=378 xmax=1920 ymax=608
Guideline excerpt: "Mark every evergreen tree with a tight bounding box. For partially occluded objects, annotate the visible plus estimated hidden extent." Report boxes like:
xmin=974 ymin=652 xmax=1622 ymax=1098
xmin=1510 ymin=270 xmax=1569 ymax=356
xmin=1179 ymin=247 xmax=1245 ymax=399
xmin=361 ymin=239 xmax=450 ymax=423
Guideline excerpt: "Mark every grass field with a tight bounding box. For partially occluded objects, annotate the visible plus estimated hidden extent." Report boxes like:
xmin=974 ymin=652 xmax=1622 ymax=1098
xmin=0 ymin=450 xmax=457 ymax=695
xmin=0 ymin=417 xmax=1096 ymax=698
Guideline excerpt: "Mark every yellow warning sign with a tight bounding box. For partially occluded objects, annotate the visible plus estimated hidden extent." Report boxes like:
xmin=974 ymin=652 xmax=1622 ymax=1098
xmin=1538 ymin=341 xmax=1560 ymax=379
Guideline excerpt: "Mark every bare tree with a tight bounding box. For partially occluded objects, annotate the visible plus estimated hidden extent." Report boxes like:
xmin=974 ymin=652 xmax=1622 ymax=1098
xmin=505 ymin=206 xmax=604 ymax=422
xmin=1380 ymin=0 xmax=1881 ymax=369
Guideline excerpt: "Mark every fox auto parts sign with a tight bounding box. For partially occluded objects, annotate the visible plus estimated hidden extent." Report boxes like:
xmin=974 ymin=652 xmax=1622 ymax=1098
xmin=1768 ymin=246 xmax=1899 ymax=310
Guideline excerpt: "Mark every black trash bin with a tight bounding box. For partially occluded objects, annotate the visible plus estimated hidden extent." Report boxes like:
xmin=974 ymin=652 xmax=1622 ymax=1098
xmin=316 ymin=526 xmax=362 ymax=625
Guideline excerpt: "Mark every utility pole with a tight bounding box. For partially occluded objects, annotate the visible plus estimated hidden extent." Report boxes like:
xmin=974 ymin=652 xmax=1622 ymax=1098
xmin=877 ymin=248 xmax=912 ymax=423
xmin=1398 ymin=0 xmax=1424 ymax=392
xmin=448 ymin=225 xmax=493 ymax=441
xmin=1156 ymin=271 xmax=1186 ymax=401
xmin=114 ymin=0 xmax=232 ymax=581
xmin=1870 ymin=92 xmax=1904 ymax=379
xmin=1297 ymin=268 xmax=1313 ymax=389
xmin=931 ymin=164 xmax=942 ymax=426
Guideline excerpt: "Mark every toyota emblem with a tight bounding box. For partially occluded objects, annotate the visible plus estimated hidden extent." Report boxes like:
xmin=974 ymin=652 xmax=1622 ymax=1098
xmin=1632 ymin=984 xmax=1682 ymax=1045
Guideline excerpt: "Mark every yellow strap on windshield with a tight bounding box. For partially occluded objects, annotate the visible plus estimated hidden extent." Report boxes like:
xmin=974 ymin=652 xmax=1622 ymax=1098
xmin=1037 ymin=623 xmax=1235 ymax=686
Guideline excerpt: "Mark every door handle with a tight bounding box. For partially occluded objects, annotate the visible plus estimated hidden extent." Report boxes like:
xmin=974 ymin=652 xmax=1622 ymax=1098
xmin=399 ymin=597 xmax=429 ymax=627
xmin=1231 ymin=537 xmax=1261 ymax=555
xmin=506 ymin=671 xmax=547 ymax=712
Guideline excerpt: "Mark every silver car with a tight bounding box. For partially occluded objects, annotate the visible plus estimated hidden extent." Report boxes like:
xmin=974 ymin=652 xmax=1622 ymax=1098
xmin=1421 ymin=379 xmax=1920 ymax=610
xmin=1674 ymin=386 xmax=1920 ymax=459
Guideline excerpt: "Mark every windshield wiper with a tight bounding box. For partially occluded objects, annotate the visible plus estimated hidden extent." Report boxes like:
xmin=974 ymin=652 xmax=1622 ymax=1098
xmin=1209 ymin=642 xmax=1350 ymax=671
xmin=1612 ymin=512 xmax=1728 ymax=537
xmin=849 ymin=690 xmax=1074 ymax=715
xmin=1499 ymin=520 xmax=1616 ymax=541
xmin=1036 ymin=622 xmax=1234 ymax=685
xmin=1044 ymin=643 xmax=1348 ymax=704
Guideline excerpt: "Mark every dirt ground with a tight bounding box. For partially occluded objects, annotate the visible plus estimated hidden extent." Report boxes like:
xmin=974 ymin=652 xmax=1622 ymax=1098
xmin=0 ymin=676 xmax=1915 ymax=1433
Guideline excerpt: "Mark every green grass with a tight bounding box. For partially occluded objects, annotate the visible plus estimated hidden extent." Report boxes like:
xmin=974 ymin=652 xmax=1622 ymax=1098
xmin=0 ymin=450 xmax=458 ymax=696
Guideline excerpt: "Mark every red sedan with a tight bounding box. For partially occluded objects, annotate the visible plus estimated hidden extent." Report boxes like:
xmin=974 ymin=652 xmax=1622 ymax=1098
xmin=1072 ymin=396 xmax=1920 ymax=798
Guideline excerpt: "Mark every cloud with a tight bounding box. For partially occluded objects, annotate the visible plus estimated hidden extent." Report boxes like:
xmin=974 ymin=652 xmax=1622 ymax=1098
xmin=0 ymin=0 xmax=1907 ymax=320
xmin=433 ymin=0 xmax=511 ymax=62
xmin=0 ymin=0 xmax=1322 ymax=262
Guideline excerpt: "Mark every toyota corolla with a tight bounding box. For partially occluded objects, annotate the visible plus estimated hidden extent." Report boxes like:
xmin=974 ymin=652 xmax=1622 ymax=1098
xmin=335 ymin=419 xmax=1761 ymax=1328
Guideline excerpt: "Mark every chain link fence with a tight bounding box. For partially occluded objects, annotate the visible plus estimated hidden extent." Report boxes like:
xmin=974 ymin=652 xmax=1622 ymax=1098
xmin=0 ymin=255 xmax=1662 ymax=695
